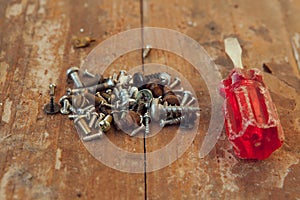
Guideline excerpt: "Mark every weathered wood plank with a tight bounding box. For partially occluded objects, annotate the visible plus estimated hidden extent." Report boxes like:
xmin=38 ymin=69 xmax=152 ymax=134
xmin=0 ymin=0 xmax=144 ymax=199
xmin=143 ymin=0 xmax=300 ymax=199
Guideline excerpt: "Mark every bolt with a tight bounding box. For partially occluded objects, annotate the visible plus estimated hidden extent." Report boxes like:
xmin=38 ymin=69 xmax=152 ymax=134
xmin=159 ymin=116 xmax=185 ymax=127
xmin=185 ymin=97 xmax=196 ymax=106
xmin=130 ymin=125 xmax=146 ymax=136
xmin=82 ymin=132 xmax=103 ymax=142
xmin=143 ymin=112 xmax=151 ymax=135
xmin=180 ymin=91 xmax=192 ymax=106
xmin=88 ymin=112 xmax=99 ymax=128
xmin=169 ymin=77 xmax=181 ymax=89
xmin=66 ymin=67 xmax=84 ymax=88
xmin=83 ymin=69 xmax=96 ymax=78
xmin=74 ymin=115 xmax=91 ymax=135
xmin=143 ymin=44 xmax=152 ymax=58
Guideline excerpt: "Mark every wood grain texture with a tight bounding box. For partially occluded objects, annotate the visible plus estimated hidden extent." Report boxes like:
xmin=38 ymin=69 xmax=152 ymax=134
xmin=142 ymin=0 xmax=300 ymax=199
xmin=0 ymin=0 xmax=299 ymax=200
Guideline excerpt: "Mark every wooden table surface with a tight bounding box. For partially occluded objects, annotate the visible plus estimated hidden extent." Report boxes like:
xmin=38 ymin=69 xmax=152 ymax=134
xmin=1 ymin=0 xmax=300 ymax=199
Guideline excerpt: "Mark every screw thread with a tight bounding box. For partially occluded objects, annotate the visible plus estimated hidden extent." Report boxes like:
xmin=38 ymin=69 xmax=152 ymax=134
xmin=50 ymin=97 xmax=54 ymax=112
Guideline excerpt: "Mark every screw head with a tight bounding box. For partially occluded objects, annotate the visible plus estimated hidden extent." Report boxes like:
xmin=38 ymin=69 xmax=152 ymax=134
xmin=66 ymin=67 xmax=80 ymax=79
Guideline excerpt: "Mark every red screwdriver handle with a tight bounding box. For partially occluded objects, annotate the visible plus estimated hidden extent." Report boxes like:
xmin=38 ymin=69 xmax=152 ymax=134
xmin=220 ymin=68 xmax=284 ymax=159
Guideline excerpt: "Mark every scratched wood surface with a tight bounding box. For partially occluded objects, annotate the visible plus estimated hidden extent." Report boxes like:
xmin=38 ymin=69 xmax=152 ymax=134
xmin=0 ymin=0 xmax=300 ymax=200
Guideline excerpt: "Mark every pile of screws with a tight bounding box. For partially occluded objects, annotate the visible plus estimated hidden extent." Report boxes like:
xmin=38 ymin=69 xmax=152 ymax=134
xmin=45 ymin=67 xmax=200 ymax=141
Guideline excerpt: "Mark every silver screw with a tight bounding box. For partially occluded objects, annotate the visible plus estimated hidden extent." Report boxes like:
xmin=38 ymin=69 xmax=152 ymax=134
xmin=49 ymin=84 xmax=56 ymax=96
xmin=77 ymin=104 xmax=94 ymax=114
xmin=143 ymin=112 xmax=151 ymax=135
xmin=171 ymin=87 xmax=184 ymax=94
xmin=60 ymin=98 xmax=71 ymax=115
xmin=95 ymin=113 xmax=106 ymax=128
xmin=130 ymin=125 xmax=146 ymax=136
xmin=185 ymin=97 xmax=196 ymax=106
xmin=88 ymin=112 xmax=99 ymax=128
xmin=83 ymin=69 xmax=96 ymax=78
xmin=74 ymin=116 xmax=92 ymax=135
xmin=68 ymin=112 xmax=91 ymax=120
xmin=169 ymin=77 xmax=181 ymax=89
xmin=180 ymin=91 xmax=192 ymax=106
xmin=82 ymin=132 xmax=103 ymax=142
xmin=160 ymin=116 xmax=185 ymax=127
xmin=143 ymin=44 xmax=152 ymax=58
xmin=66 ymin=67 xmax=84 ymax=88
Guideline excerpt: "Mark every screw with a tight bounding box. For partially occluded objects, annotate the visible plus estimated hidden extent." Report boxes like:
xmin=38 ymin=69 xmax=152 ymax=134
xmin=88 ymin=112 xmax=99 ymax=128
xmin=185 ymin=97 xmax=196 ymax=106
xmin=77 ymin=104 xmax=94 ymax=114
xmin=169 ymin=77 xmax=181 ymax=89
xmin=59 ymin=96 xmax=71 ymax=115
xmin=66 ymin=67 xmax=84 ymax=88
xmin=171 ymin=87 xmax=184 ymax=94
xmin=95 ymin=113 xmax=106 ymax=128
xmin=143 ymin=112 xmax=151 ymax=134
xmin=49 ymin=84 xmax=56 ymax=96
xmin=99 ymin=115 xmax=113 ymax=132
xmin=44 ymin=84 xmax=60 ymax=114
xmin=82 ymin=131 xmax=103 ymax=142
xmin=83 ymin=69 xmax=96 ymax=78
xmin=180 ymin=91 xmax=192 ymax=106
xmin=150 ymin=98 xmax=200 ymax=121
xmin=143 ymin=44 xmax=152 ymax=58
xmin=68 ymin=112 xmax=91 ymax=120
xmin=66 ymin=87 xmax=86 ymax=95
xmin=74 ymin=115 xmax=91 ymax=135
xmin=145 ymin=72 xmax=171 ymax=85
xmin=130 ymin=125 xmax=146 ymax=136
xmin=159 ymin=116 xmax=185 ymax=127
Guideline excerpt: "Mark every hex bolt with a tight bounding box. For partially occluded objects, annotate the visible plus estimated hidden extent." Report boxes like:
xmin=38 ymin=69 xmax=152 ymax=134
xmin=185 ymin=97 xmax=196 ymax=106
xmin=83 ymin=69 xmax=96 ymax=78
xmin=88 ymin=112 xmax=99 ymax=128
xmin=143 ymin=44 xmax=152 ymax=58
xmin=180 ymin=91 xmax=192 ymax=106
xmin=66 ymin=67 xmax=84 ymax=88
xmin=74 ymin=116 xmax=91 ymax=135
xmin=160 ymin=116 xmax=185 ymax=127
xmin=130 ymin=125 xmax=146 ymax=136
xmin=82 ymin=132 xmax=103 ymax=142
xmin=143 ymin=112 xmax=151 ymax=135
xmin=169 ymin=77 xmax=181 ymax=89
